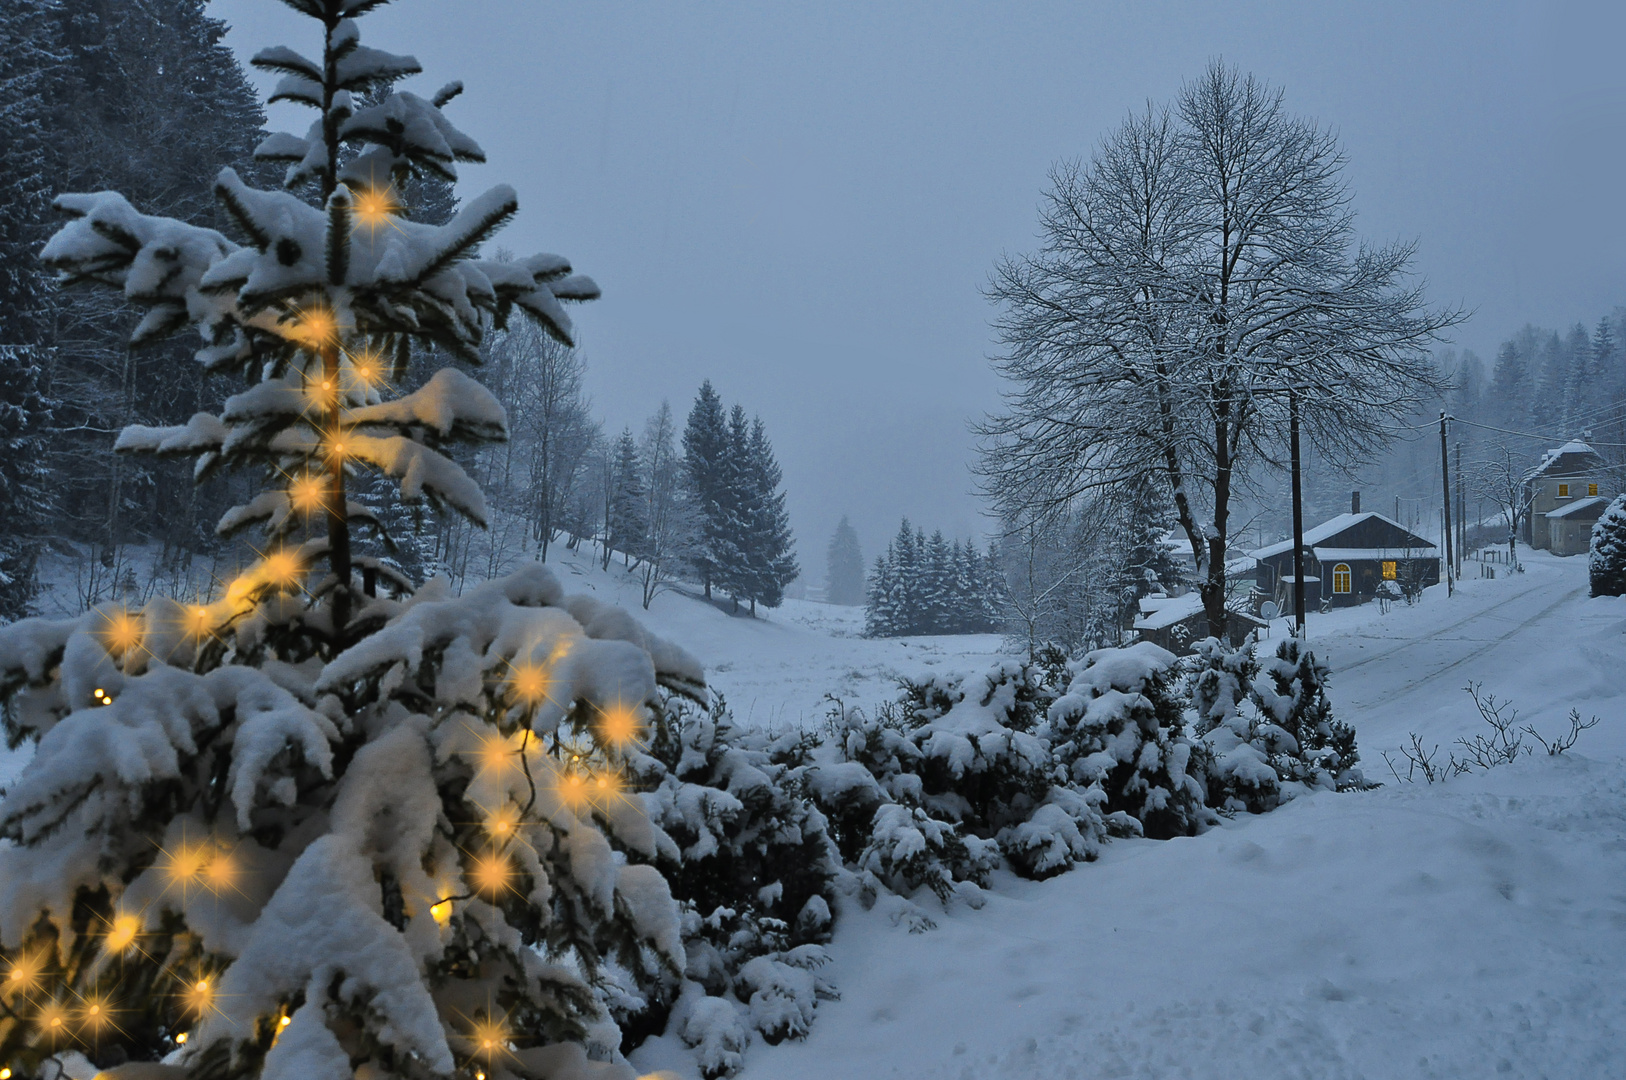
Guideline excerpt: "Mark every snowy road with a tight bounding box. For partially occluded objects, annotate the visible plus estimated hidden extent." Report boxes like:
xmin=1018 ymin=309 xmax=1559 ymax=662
xmin=718 ymin=553 xmax=1626 ymax=1080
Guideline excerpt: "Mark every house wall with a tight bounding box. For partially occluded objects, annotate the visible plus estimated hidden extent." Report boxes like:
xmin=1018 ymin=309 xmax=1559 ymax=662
xmin=1525 ymin=466 xmax=1616 ymax=551
xmin=1550 ymin=515 xmax=1603 ymax=557
xmin=1317 ymin=557 xmax=1438 ymax=606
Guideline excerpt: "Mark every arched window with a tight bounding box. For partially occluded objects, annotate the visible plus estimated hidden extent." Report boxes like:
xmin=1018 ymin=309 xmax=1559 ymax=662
xmin=1333 ymin=564 xmax=1352 ymax=594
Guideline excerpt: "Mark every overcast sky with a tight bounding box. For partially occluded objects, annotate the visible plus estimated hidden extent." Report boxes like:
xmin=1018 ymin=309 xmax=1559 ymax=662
xmin=211 ymin=0 xmax=1626 ymax=569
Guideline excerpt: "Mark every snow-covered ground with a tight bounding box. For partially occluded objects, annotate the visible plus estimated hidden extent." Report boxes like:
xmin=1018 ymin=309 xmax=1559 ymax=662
xmin=627 ymin=549 xmax=1620 ymax=1080
xmin=7 ymin=546 xmax=1621 ymax=1078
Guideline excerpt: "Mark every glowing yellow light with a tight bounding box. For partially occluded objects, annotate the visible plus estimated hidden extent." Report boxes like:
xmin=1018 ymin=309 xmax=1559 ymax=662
xmin=196 ymin=980 xmax=208 ymax=992
xmin=182 ymin=977 xmax=215 ymax=1019
xmin=470 ymin=853 xmax=513 ymax=897
xmin=484 ymin=806 xmax=520 ymax=840
xmin=508 ymin=663 xmax=550 ymax=705
xmin=80 ymin=995 xmax=113 ymax=1033
xmin=93 ymin=687 xmax=111 ymax=705
xmin=287 ymin=473 xmax=326 ymax=516
xmin=556 ymin=771 xmax=589 ymax=809
xmin=175 ymin=1032 xmax=188 ymax=1045
xmin=106 ymin=914 xmax=140 ymax=953
xmin=596 ymin=703 xmax=643 ymax=748
xmin=292 ymin=309 xmax=337 ymax=349
xmin=5 ymin=952 xmax=42 ymax=992
xmin=183 ymin=604 xmax=214 ymax=639
xmin=476 ymin=734 xmax=514 ymax=776
xmin=279 ymin=1014 xmax=292 ymax=1028
xmin=469 ymin=1016 xmax=511 ymax=1061
xmin=352 ymin=185 xmax=400 ymax=231
xmin=203 ymin=851 xmax=237 ymax=893
xmin=262 ymin=550 xmax=303 ymax=588
xmin=37 ymin=999 xmax=69 ymax=1038
xmin=348 ymin=348 xmax=384 ymax=388
xmin=99 ymin=609 xmax=144 ymax=656
xmin=1 ymin=1066 xmax=12 ymax=1078
xmin=430 ymin=900 xmax=452 ymax=925
xmin=163 ymin=843 xmax=208 ymax=887
xmin=328 ymin=439 xmax=347 ymax=460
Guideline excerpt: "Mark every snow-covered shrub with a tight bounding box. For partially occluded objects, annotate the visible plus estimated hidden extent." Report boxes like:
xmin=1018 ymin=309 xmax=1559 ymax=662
xmin=1252 ymin=638 xmax=1364 ymax=791
xmin=855 ymin=803 xmax=1001 ymax=901
xmin=627 ymin=693 xmax=840 ymax=1052
xmin=1187 ymin=636 xmax=1365 ymax=810
xmin=1188 ymin=637 xmax=1280 ymax=812
xmin=1591 ymin=494 xmax=1626 ymax=597
xmin=1046 ymin=642 xmax=1210 ymax=838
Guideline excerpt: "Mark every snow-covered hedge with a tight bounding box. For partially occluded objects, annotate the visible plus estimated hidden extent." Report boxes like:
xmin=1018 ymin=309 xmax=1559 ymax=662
xmin=1592 ymin=494 xmax=1626 ymax=597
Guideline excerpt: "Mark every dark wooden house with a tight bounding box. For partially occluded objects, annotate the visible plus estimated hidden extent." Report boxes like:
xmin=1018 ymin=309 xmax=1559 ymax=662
xmin=1250 ymin=496 xmax=1439 ymax=611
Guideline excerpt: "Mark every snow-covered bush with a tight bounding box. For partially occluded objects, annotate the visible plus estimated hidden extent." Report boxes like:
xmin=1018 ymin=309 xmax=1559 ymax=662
xmin=855 ymin=803 xmax=1001 ymax=901
xmin=1252 ymin=638 xmax=1363 ymax=791
xmin=1187 ymin=636 xmax=1364 ymax=811
xmin=628 ymin=693 xmax=840 ymax=1055
xmin=1046 ymin=642 xmax=1210 ymax=839
xmin=1591 ymin=494 xmax=1626 ymax=597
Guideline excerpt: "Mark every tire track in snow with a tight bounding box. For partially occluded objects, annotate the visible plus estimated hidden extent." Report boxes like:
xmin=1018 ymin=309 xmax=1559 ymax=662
xmin=1327 ymin=575 xmax=1555 ymax=677
xmin=1342 ymin=583 xmax=1586 ymax=702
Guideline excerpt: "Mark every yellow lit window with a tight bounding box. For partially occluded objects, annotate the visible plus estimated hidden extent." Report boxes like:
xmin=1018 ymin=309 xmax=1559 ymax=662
xmin=1590 ymin=483 xmax=1599 ymax=497
xmin=1333 ymin=563 xmax=1352 ymax=594
xmin=1382 ymin=561 xmax=1396 ymax=580
xmin=1557 ymin=483 xmax=1570 ymax=498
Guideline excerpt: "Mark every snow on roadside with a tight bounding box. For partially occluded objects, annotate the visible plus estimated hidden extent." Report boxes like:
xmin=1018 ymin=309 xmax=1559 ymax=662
xmin=706 ymin=552 xmax=1625 ymax=1080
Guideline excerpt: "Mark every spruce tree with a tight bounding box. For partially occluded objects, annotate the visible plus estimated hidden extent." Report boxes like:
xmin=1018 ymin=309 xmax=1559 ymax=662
xmin=1592 ymin=494 xmax=1626 ymax=597
xmin=863 ymin=553 xmax=896 ymax=637
xmin=738 ymin=416 xmax=797 ymax=613
xmin=0 ymin=0 xmax=59 ymax=621
xmin=823 ymin=516 xmax=864 ymax=606
xmin=607 ymin=428 xmax=647 ymax=567
xmin=0 ymin=6 xmax=710 ymax=1080
xmin=680 ymin=382 xmax=728 ymax=600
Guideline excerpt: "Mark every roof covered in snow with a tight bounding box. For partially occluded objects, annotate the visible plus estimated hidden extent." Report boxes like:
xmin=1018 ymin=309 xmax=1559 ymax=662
xmin=1543 ymin=495 xmax=1610 ymax=520
xmin=1248 ymin=512 xmax=1434 ymax=561
xmin=1132 ymin=592 xmax=1205 ymax=631
xmin=1525 ymin=440 xmax=1606 ymax=481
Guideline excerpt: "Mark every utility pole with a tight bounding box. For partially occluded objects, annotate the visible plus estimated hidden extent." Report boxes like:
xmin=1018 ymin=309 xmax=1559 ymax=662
xmin=1455 ymin=443 xmax=1464 ymax=573
xmin=1439 ymin=411 xmax=1454 ymax=596
xmin=1290 ymin=387 xmax=1306 ymax=635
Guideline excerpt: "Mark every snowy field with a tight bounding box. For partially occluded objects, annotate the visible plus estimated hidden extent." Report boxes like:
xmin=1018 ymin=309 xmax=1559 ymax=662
xmin=4 ymin=549 xmax=1621 ymax=1079
xmin=622 ymin=551 xmax=1626 ymax=1080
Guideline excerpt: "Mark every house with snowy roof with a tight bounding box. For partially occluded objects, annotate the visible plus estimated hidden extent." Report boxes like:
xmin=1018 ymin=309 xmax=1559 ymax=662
xmin=1521 ymin=439 xmax=1617 ymax=556
xmin=1249 ymin=493 xmax=1438 ymax=612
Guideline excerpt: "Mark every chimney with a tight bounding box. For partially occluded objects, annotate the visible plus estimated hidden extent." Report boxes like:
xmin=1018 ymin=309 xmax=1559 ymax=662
xmin=1351 ymin=491 xmax=1361 ymax=514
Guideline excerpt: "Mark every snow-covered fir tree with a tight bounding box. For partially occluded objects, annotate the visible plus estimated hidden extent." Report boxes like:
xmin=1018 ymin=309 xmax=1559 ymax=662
xmin=863 ymin=519 xmax=1000 ymax=637
xmin=0 ymin=5 xmax=725 ymax=1079
xmin=0 ymin=0 xmax=58 ymax=622
xmin=823 ymin=516 xmax=864 ymax=606
xmin=680 ymin=382 xmax=731 ymax=601
xmin=1592 ymin=494 xmax=1626 ymax=597
xmin=606 ymin=428 xmax=647 ymax=568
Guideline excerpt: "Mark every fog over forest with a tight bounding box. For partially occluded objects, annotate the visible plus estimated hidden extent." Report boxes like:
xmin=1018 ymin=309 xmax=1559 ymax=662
xmin=210 ymin=0 xmax=1626 ymax=564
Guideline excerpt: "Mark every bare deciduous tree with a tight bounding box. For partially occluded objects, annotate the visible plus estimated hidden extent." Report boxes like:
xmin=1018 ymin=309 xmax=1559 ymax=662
xmin=979 ymin=61 xmax=1461 ymax=637
xmin=1469 ymin=445 xmax=1535 ymax=560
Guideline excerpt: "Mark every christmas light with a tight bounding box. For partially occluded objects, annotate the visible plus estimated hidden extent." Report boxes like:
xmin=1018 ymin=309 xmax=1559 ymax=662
xmin=183 ymin=604 xmax=215 ymax=640
xmin=183 ymin=978 xmax=214 ymax=1018
xmin=98 ymin=608 xmax=144 ymax=658
xmin=555 ymin=771 xmax=589 ymax=809
xmin=507 ymin=662 xmax=551 ymax=705
xmin=347 ymin=347 xmax=386 ymax=389
xmin=468 ymin=1015 xmax=512 ymax=1061
xmin=5 ymin=952 xmax=42 ymax=993
xmin=430 ymin=899 xmax=452 ymax=925
xmin=595 ymin=702 xmax=643 ymax=748
xmin=476 ymin=733 xmax=516 ymax=777
xmin=92 ymin=687 xmax=112 ymax=706
xmin=290 ymin=308 xmax=338 ymax=349
xmin=79 ymin=993 xmax=114 ymax=1035
xmin=470 ymin=853 xmax=513 ymax=897
xmin=161 ymin=841 xmax=208 ymax=890
xmin=305 ymin=376 xmax=338 ymax=412
xmin=203 ymin=850 xmax=238 ymax=893
xmin=174 ymin=1032 xmax=188 ymax=1045
xmin=280 ymin=1014 xmax=292 ymax=1028
xmin=352 ymin=185 xmax=400 ymax=232
xmin=484 ymin=805 xmax=520 ymax=840
xmin=105 ymin=913 xmax=141 ymax=954
xmin=262 ymin=550 xmax=304 ymax=588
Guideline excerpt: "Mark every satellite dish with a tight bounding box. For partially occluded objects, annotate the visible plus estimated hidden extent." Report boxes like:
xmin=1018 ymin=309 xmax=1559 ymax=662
xmin=1260 ymin=601 xmax=1280 ymax=620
